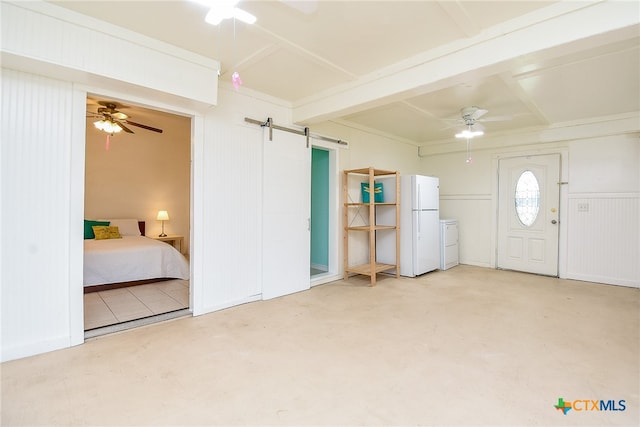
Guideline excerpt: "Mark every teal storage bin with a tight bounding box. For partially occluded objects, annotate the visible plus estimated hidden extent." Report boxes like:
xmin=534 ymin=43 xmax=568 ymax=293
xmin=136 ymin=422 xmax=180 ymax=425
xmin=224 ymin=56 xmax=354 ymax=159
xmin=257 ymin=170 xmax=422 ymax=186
xmin=361 ymin=182 xmax=384 ymax=203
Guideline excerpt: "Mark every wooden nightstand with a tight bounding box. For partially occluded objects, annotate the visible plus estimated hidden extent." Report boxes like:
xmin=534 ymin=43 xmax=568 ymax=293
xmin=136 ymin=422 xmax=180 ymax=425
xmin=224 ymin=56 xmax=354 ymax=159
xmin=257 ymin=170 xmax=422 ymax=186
xmin=150 ymin=235 xmax=184 ymax=254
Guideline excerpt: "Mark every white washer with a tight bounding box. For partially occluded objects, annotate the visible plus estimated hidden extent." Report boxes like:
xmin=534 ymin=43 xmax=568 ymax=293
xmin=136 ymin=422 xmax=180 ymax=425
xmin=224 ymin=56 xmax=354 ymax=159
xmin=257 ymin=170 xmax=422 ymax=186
xmin=440 ymin=219 xmax=459 ymax=270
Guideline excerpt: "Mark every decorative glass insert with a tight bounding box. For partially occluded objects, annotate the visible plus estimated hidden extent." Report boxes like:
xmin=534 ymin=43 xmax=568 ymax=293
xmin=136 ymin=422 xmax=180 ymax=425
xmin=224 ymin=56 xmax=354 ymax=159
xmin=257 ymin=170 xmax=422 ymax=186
xmin=514 ymin=170 xmax=540 ymax=227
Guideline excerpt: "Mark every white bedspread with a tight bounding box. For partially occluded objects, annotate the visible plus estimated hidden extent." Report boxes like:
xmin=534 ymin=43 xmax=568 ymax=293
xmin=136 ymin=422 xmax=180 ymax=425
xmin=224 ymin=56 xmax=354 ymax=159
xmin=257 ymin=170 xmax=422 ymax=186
xmin=84 ymin=236 xmax=189 ymax=286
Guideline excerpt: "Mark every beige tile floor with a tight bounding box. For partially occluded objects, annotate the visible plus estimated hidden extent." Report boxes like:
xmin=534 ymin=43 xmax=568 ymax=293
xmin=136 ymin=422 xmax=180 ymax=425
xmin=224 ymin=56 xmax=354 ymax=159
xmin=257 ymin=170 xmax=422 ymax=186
xmin=3 ymin=266 xmax=639 ymax=426
xmin=84 ymin=280 xmax=189 ymax=330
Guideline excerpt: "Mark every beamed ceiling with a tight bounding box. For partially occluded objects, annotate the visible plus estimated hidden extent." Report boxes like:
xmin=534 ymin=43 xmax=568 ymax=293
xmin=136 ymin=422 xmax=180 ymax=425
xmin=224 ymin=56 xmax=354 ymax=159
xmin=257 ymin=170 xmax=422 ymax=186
xmin=54 ymin=0 xmax=640 ymax=147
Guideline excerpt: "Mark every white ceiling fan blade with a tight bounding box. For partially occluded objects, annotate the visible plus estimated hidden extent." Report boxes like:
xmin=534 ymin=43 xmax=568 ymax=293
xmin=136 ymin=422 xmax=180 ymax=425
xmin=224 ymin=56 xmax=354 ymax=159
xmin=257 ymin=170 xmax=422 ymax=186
xmin=205 ymin=9 xmax=225 ymax=25
xmin=232 ymin=7 xmax=257 ymax=24
xmin=478 ymin=114 xmax=516 ymax=122
xmin=199 ymin=1 xmax=255 ymax=25
xmin=471 ymin=123 xmax=485 ymax=132
xmin=471 ymin=108 xmax=488 ymax=120
xmin=440 ymin=120 xmax=464 ymax=130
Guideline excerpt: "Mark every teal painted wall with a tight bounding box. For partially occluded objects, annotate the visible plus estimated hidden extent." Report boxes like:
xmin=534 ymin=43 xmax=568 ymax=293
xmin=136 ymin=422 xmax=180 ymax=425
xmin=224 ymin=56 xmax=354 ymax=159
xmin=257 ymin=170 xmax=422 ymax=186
xmin=311 ymin=148 xmax=329 ymax=269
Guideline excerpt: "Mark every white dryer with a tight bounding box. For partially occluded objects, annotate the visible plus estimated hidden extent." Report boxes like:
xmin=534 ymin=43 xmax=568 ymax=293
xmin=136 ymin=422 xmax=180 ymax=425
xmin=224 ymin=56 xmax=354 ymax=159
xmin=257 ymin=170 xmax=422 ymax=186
xmin=440 ymin=219 xmax=459 ymax=270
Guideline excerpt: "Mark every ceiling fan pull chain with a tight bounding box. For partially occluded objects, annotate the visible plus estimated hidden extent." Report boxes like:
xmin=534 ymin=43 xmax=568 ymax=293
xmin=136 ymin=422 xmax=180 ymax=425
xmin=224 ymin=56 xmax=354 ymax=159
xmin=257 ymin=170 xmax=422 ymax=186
xmin=231 ymin=17 xmax=243 ymax=90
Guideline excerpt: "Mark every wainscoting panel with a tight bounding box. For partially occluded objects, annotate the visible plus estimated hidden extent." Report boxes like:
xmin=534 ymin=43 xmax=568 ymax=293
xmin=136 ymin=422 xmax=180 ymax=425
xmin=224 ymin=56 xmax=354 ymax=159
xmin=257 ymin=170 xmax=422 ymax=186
xmin=567 ymin=194 xmax=639 ymax=287
xmin=1 ymin=69 xmax=75 ymax=361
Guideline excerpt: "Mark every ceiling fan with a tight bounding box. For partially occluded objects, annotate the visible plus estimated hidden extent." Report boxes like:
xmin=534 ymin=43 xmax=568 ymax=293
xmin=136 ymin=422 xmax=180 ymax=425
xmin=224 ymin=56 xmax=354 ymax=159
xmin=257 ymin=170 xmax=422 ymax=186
xmin=446 ymin=106 xmax=511 ymax=164
xmin=440 ymin=105 xmax=514 ymax=138
xmin=87 ymin=101 xmax=163 ymax=135
xmin=189 ymin=0 xmax=317 ymax=26
xmin=188 ymin=0 xmax=256 ymax=25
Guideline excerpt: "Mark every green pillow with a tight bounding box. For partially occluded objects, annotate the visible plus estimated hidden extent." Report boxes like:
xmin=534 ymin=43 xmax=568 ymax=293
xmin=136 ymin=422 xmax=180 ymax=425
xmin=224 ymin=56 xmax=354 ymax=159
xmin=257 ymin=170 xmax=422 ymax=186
xmin=84 ymin=220 xmax=110 ymax=239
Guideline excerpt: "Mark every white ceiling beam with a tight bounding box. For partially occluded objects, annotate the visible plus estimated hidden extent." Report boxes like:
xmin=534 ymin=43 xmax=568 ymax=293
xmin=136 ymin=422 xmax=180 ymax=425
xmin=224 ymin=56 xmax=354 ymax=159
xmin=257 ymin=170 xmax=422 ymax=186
xmin=497 ymin=72 xmax=550 ymax=125
xmin=292 ymin=1 xmax=640 ymax=125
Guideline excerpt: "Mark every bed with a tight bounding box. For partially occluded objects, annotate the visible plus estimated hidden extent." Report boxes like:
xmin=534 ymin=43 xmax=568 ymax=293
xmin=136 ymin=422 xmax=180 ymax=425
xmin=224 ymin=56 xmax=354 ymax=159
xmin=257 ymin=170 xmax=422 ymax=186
xmin=83 ymin=219 xmax=189 ymax=293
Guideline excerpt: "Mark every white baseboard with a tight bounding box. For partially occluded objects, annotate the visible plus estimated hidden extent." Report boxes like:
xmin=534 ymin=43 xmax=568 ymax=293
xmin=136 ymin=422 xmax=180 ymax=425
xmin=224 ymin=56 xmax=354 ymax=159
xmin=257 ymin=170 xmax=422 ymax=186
xmin=1 ymin=335 xmax=71 ymax=363
xmin=566 ymin=273 xmax=639 ymax=288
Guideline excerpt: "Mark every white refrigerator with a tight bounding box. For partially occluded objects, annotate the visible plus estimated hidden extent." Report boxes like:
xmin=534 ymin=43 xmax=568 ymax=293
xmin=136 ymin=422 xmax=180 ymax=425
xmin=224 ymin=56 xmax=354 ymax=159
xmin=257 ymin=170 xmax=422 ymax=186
xmin=399 ymin=175 xmax=440 ymax=277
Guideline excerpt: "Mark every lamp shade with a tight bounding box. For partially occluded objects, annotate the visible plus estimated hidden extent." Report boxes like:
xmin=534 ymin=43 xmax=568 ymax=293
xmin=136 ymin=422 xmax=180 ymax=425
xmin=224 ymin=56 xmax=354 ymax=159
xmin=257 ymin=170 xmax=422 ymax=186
xmin=156 ymin=210 xmax=170 ymax=221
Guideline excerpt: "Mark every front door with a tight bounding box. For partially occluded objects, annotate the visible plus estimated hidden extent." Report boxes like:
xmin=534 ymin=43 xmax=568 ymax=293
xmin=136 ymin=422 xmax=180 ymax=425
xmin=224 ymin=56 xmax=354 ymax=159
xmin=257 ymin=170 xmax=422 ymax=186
xmin=497 ymin=154 xmax=560 ymax=276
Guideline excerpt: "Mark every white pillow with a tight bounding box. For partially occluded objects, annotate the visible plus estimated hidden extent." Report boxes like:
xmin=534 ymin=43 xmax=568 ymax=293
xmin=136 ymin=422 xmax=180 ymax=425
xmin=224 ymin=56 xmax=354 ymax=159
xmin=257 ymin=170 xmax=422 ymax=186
xmin=107 ymin=219 xmax=141 ymax=236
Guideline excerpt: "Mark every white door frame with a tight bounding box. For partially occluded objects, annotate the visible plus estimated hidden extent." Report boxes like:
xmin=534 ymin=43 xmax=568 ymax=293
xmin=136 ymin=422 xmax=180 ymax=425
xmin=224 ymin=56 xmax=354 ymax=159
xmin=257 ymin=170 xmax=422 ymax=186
xmin=497 ymin=154 xmax=560 ymax=275
xmin=491 ymin=149 xmax=569 ymax=278
xmin=73 ymin=83 xmax=206 ymax=331
xmin=310 ymin=141 xmax=342 ymax=287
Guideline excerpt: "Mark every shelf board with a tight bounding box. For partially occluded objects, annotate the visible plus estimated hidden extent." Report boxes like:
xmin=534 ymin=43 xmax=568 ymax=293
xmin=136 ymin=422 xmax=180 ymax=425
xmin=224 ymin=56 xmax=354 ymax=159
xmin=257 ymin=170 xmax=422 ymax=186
xmin=344 ymin=167 xmax=397 ymax=176
xmin=345 ymin=202 xmax=397 ymax=206
xmin=346 ymin=225 xmax=396 ymax=231
xmin=346 ymin=263 xmax=397 ymax=276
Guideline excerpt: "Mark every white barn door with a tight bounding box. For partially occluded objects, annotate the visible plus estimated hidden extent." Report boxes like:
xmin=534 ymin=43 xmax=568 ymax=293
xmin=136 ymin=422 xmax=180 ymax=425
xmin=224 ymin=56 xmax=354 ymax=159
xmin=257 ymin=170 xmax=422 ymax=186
xmin=262 ymin=128 xmax=311 ymax=299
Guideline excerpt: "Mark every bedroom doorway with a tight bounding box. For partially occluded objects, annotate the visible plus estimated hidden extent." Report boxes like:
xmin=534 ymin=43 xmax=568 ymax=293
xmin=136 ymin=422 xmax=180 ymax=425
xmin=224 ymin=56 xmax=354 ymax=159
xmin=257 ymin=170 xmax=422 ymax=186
xmin=83 ymin=95 xmax=192 ymax=335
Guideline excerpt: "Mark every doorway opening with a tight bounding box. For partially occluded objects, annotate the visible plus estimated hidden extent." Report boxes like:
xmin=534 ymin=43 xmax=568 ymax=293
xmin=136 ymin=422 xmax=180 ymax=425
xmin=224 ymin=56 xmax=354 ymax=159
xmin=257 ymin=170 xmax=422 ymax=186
xmin=310 ymin=143 xmax=340 ymax=286
xmin=83 ymin=95 xmax=192 ymax=336
xmin=311 ymin=147 xmax=330 ymax=277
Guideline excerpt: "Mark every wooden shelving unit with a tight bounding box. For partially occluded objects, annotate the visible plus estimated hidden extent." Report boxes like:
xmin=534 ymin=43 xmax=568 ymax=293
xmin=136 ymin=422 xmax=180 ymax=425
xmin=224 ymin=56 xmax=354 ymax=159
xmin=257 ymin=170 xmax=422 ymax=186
xmin=343 ymin=167 xmax=400 ymax=286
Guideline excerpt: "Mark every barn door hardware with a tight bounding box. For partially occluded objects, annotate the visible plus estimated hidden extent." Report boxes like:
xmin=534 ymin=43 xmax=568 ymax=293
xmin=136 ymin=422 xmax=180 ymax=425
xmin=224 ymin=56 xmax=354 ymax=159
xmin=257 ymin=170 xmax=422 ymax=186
xmin=244 ymin=117 xmax=348 ymax=147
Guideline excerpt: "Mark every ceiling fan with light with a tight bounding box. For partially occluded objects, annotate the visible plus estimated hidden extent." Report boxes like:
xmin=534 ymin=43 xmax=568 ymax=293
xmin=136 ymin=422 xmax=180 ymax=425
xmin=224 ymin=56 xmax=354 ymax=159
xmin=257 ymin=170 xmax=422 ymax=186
xmin=449 ymin=106 xmax=514 ymax=137
xmin=188 ymin=0 xmax=317 ymax=26
xmin=87 ymin=101 xmax=163 ymax=135
xmin=454 ymin=106 xmax=488 ymax=139
xmin=446 ymin=106 xmax=512 ymax=164
xmin=188 ymin=0 xmax=256 ymax=25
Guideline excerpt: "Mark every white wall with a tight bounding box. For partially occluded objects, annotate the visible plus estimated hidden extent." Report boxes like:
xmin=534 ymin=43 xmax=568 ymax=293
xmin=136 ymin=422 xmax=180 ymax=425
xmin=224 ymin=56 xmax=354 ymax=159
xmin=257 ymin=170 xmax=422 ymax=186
xmin=0 ymin=1 xmax=219 ymax=106
xmin=1 ymin=69 xmax=85 ymax=361
xmin=421 ymin=147 xmax=495 ymax=267
xmin=202 ymin=91 xmax=423 ymax=299
xmin=566 ymin=135 xmax=639 ymax=286
xmin=420 ymin=131 xmax=640 ymax=287
xmin=0 ymin=0 xmax=218 ymax=361
xmin=311 ymin=121 xmax=420 ymax=174
xmin=312 ymin=121 xmax=422 ymax=267
xmin=1 ymin=67 xmax=422 ymax=362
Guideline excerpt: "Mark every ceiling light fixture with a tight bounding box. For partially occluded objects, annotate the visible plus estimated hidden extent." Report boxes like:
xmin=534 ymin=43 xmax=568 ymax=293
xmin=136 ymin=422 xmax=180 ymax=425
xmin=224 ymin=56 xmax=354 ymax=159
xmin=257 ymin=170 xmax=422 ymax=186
xmin=93 ymin=119 xmax=122 ymax=151
xmin=190 ymin=0 xmax=256 ymax=25
xmin=454 ymin=124 xmax=483 ymax=164
xmin=93 ymin=119 xmax=122 ymax=134
xmin=455 ymin=128 xmax=483 ymax=139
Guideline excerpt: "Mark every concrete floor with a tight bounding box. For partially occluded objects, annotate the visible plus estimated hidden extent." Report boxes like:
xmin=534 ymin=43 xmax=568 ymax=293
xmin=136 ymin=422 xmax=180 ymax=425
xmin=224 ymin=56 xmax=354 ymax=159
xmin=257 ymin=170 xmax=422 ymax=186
xmin=2 ymin=265 xmax=638 ymax=426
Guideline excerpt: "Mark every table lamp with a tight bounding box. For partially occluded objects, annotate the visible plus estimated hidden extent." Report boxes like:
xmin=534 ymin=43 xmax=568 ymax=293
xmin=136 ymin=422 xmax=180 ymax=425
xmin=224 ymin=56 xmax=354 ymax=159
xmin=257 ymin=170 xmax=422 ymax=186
xmin=156 ymin=210 xmax=169 ymax=237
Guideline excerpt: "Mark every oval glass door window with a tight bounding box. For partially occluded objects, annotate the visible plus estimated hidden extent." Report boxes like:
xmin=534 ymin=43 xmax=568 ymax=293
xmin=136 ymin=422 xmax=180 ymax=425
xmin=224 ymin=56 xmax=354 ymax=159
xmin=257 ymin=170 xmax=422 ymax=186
xmin=514 ymin=170 xmax=540 ymax=226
